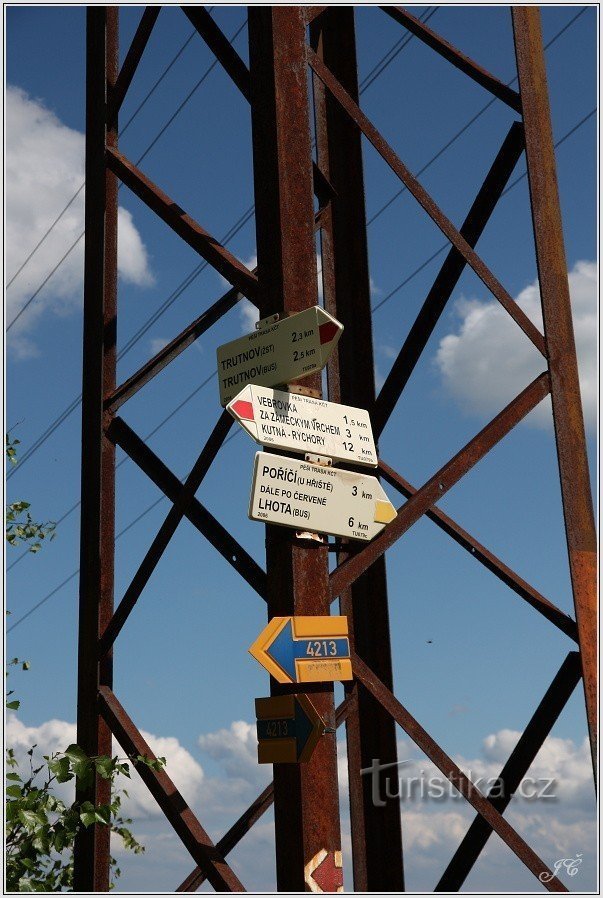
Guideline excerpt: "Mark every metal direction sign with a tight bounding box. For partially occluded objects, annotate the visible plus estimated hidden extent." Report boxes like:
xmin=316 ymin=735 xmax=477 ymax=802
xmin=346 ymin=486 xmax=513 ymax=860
xmin=216 ymin=305 xmax=343 ymax=406
xmin=249 ymin=616 xmax=353 ymax=684
xmin=255 ymin=694 xmax=327 ymax=764
xmin=227 ymin=385 xmax=377 ymax=466
xmin=305 ymin=850 xmax=344 ymax=894
xmin=249 ymin=452 xmax=396 ymax=541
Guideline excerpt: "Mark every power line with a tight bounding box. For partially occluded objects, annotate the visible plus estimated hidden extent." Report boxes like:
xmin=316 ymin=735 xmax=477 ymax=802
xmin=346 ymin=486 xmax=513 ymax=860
xmin=366 ymin=5 xmax=588 ymax=228
xmin=5 ymin=14 xmax=207 ymax=293
xmin=7 ymin=104 xmax=595 ymax=633
xmin=7 ymin=233 xmax=86 ymax=333
xmin=7 ymin=7 xmax=436 ymax=477
xmin=7 ymin=423 xmax=242 ymax=633
xmin=7 ymin=372 xmax=218 ymax=573
xmin=6 ymin=6 xmax=587 ymax=557
xmin=371 ymin=106 xmax=595 ymax=315
xmin=358 ymin=7 xmax=437 ymax=92
xmin=6 ymin=9 xmax=242 ymax=333
xmin=6 ymin=184 xmax=85 ymax=291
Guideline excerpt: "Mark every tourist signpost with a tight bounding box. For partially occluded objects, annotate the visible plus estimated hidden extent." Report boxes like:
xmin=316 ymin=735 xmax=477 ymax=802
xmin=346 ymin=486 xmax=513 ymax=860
xmin=227 ymin=385 xmax=377 ymax=466
xmin=248 ymin=452 xmax=396 ymax=541
xmin=216 ymin=305 xmax=343 ymax=406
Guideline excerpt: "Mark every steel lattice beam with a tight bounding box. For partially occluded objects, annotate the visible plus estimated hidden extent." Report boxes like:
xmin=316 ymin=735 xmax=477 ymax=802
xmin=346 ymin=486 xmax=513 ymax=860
xmin=247 ymin=7 xmax=343 ymax=889
xmin=74 ymin=8 xmax=117 ymax=890
xmin=74 ymin=6 xmax=596 ymax=892
xmin=513 ymin=5 xmax=598 ymax=772
xmin=311 ymin=8 xmax=405 ymax=890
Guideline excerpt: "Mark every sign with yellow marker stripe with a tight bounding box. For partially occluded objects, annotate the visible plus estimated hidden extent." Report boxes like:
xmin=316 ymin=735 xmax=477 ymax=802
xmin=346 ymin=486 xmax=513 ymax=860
xmin=249 ymin=616 xmax=353 ymax=684
xmin=248 ymin=451 xmax=396 ymax=541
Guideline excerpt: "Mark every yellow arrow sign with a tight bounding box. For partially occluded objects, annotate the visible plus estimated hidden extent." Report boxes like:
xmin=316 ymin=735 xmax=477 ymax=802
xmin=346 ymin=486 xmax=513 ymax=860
xmin=249 ymin=616 xmax=353 ymax=684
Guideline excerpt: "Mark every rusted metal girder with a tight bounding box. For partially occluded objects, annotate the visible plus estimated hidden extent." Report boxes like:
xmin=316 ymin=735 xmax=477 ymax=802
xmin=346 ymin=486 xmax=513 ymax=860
xmin=182 ymin=5 xmax=251 ymax=100
xmin=73 ymin=8 xmax=117 ymax=891
xmin=248 ymin=7 xmax=342 ymax=890
xmin=351 ymin=653 xmax=567 ymax=892
xmin=75 ymin=6 xmax=596 ymax=892
xmin=177 ymin=695 xmax=356 ymax=893
xmin=106 ymin=147 xmax=259 ymax=301
xmin=106 ymin=416 xmax=267 ymax=600
xmin=436 ymin=652 xmax=582 ymax=891
xmin=381 ymin=6 xmax=522 ymax=112
xmin=99 ymin=411 xmax=233 ymax=653
xmin=512 ymin=5 xmax=598 ymax=774
xmin=98 ymin=686 xmax=245 ymax=891
xmin=311 ymin=8 xmax=404 ymax=891
xmin=104 ymin=275 xmax=257 ymax=413
xmin=307 ymin=46 xmax=547 ymax=356
xmin=371 ymin=121 xmax=525 ymax=439
xmin=378 ymin=459 xmax=578 ymax=641
xmin=106 ymin=6 xmax=160 ymax=127
xmin=330 ymin=373 xmax=551 ymax=600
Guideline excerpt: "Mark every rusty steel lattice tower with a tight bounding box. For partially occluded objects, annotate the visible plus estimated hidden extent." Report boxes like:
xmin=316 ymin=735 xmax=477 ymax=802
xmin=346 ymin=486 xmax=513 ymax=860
xmin=74 ymin=5 xmax=596 ymax=893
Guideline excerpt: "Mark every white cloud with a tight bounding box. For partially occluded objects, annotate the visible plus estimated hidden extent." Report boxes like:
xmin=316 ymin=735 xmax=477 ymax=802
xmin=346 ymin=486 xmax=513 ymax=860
xmin=5 ymin=713 xmax=203 ymax=820
xmin=239 ymin=298 xmax=260 ymax=333
xmin=198 ymin=719 xmax=260 ymax=784
xmin=149 ymin=337 xmax=169 ymax=355
xmin=374 ymin=363 xmax=385 ymax=391
xmin=379 ymin=343 xmax=398 ymax=360
xmin=435 ymin=260 xmax=597 ymax=431
xmin=7 ymin=712 xmax=595 ymax=891
xmin=117 ymin=208 xmax=153 ymax=288
xmin=6 ymin=85 xmax=153 ymax=355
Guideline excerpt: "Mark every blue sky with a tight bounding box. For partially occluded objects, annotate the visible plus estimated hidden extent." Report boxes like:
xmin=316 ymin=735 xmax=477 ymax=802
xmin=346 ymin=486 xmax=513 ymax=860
xmin=6 ymin=4 xmax=597 ymax=892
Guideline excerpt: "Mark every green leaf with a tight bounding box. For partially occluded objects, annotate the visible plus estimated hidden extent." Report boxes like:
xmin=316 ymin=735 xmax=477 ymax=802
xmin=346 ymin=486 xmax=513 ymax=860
xmin=48 ymin=756 xmax=72 ymax=783
xmin=135 ymin=755 xmax=166 ymax=771
xmin=17 ymin=809 xmax=43 ymax=830
xmin=6 ymin=700 xmax=20 ymax=710
xmin=6 ymin=784 xmax=22 ymax=797
xmin=32 ymin=833 xmax=50 ymax=854
xmin=94 ymin=756 xmax=116 ymax=780
xmin=6 ymin=772 xmax=22 ymax=782
xmin=53 ymin=827 xmax=68 ymax=852
xmin=63 ymin=744 xmax=92 ymax=784
xmin=79 ymin=802 xmax=98 ymax=827
xmin=95 ymin=804 xmax=111 ymax=825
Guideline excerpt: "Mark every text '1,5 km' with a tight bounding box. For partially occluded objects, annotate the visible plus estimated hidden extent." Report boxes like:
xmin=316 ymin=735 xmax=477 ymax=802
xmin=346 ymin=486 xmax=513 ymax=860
xmin=227 ymin=384 xmax=377 ymax=466
xmin=216 ymin=305 xmax=343 ymax=406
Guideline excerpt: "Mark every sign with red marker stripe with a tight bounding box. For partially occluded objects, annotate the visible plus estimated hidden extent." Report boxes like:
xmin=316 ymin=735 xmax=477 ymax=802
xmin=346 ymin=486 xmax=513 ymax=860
xmin=216 ymin=306 xmax=343 ymax=406
xmin=227 ymin=384 xmax=377 ymax=466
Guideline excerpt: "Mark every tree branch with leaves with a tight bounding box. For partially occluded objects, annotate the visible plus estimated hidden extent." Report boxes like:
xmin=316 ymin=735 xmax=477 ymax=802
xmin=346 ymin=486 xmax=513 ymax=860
xmin=6 ymin=435 xmax=163 ymax=890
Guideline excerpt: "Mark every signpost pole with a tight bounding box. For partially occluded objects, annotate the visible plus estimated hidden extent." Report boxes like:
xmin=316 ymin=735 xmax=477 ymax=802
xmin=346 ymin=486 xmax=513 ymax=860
xmin=248 ymin=7 xmax=343 ymax=891
xmin=311 ymin=8 xmax=405 ymax=889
